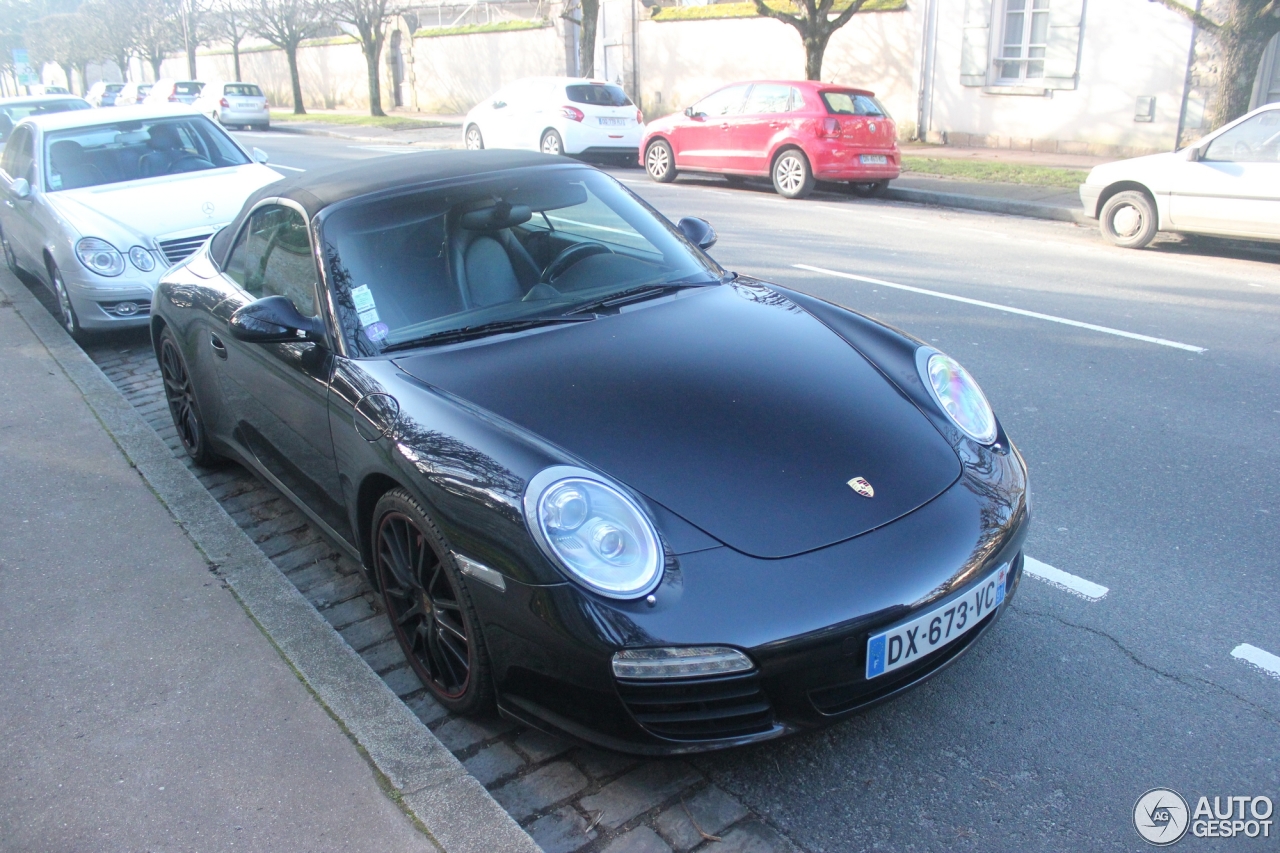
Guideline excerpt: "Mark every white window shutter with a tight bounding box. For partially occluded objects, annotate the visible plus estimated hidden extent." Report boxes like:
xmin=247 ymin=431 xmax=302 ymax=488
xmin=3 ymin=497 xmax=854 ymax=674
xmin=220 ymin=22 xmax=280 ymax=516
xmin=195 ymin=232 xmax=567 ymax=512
xmin=960 ymin=0 xmax=992 ymax=87
xmin=1043 ymin=0 xmax=1085 ymax=89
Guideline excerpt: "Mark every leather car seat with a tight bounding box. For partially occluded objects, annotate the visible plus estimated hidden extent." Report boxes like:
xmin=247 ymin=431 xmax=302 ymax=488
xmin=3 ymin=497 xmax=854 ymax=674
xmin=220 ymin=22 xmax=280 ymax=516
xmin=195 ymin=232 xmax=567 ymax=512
xmin=448 ymin=202 xmax=541 ymax=310
xmin=139 ymin=124 xmax=189 ymax=177
xmin=49 ymin=140 xmax=105 ymax=190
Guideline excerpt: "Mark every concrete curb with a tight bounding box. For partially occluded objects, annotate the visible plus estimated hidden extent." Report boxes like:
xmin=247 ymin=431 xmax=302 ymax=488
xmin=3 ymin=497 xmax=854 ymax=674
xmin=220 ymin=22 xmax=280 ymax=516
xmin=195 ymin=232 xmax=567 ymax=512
xmin=884 ymin=185 xmax=1089 ymax=224
xmin=269 ymin=123 xmax=462 ymax=149
xmin=0 ymin=273 xmax=541 ymax=853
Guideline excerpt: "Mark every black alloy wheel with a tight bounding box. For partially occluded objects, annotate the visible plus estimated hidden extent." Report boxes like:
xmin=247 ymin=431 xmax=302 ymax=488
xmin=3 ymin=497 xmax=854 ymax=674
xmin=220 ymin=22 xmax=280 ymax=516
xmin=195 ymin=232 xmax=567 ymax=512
xmin=158 ymin=327 xmax=221 ymax=466
xmin=374 ymin=489 xmax=493 ymax=713
xmin=849 ymin=179 xmax=890 ymax=198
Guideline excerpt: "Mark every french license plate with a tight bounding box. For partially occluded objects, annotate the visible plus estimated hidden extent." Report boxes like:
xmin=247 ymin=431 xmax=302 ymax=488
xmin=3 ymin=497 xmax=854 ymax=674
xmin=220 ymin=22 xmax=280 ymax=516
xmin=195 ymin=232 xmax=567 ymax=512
xmin=860 ymin=154 xmax=888 ymax=165
xmin=865 ymin=564 xmax=1007 ymax=679
xmin=598 ymin=117 xmax=628 ymax=126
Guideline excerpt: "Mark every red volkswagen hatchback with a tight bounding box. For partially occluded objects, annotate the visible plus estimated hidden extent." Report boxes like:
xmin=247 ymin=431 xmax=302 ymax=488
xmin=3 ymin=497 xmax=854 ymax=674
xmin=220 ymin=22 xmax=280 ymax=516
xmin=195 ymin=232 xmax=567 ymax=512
xmin=640 ymin=80 xmax=900 ymax=200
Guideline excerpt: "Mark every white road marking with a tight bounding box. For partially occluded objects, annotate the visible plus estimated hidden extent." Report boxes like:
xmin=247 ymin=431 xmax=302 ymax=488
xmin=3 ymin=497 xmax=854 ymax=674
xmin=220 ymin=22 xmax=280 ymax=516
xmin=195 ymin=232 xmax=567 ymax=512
xmin=878 ymin=214 xmax=929 ymax=225
xmin=1231 ymin=644 xmax=1280 ymax=679
xmin=1023 ymin=557 xmax=1109 ymax=601
xmin=794 ymin=263 xmax=1208 ymax=353
xmin=272 ymin=164 xmax=305 ymax=172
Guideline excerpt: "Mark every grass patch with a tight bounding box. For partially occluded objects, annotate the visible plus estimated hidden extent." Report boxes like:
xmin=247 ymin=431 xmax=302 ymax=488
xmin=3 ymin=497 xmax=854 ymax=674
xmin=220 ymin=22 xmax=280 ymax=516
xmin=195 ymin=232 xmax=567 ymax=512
xmin=270 ymin=111 xmax=454 ymax=130
xmin=651 ymin=0 xmax=904 ymax=22
xmin=901 ymin=156 xmax=1088 ymax=188
xmin=412 ymin=19 xmax=548 ymax=38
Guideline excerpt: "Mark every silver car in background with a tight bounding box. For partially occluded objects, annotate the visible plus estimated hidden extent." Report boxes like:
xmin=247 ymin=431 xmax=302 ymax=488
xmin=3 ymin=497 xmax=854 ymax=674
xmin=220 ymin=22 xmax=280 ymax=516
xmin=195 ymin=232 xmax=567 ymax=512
xmin=0 ymin=105 xmax=281 ymax=336
xmin=144 ymin=80 xmax=205 ymax=106
xmin=0 ymin=95 xmax=91 ymax=142
xmin=194 ymin=82 xmax=270 ymax=131
xmin=86 ymin=82 xmax=125 ymax=107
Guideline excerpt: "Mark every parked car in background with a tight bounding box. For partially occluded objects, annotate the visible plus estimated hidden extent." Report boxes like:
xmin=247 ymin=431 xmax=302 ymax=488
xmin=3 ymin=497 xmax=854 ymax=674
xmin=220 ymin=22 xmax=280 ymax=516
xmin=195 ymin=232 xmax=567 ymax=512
xmin=1080 ymin=102 xmax=1280 ymax=249
xmin=86 ymin=82 xmax=125 ymax=107
xmin=144 ymin=80 xmax=204 ymax=106
xmin=463 ymin=77 xmax=644 ymax=163
xmin=193 ymin=81 xmax=270 ymax=130
xmin=115 ymin=82 xmax=153 ymax=106
xmin=0 ymin=105 xmax=280 ymax=337
xmin=641 ymin=81 xmax=901 ymax=200
xmin=0 ymin=95 xmax=91 ymax=142
xmin=33 ymin=85 xmax=71 ymax=95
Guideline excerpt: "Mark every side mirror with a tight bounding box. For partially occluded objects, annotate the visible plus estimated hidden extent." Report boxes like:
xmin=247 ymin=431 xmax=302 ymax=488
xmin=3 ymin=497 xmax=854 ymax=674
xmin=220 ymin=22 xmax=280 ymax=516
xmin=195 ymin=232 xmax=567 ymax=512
xmin=677 ymin=216 xmax=717 ymax=251
xmin=252 ymin=147 xmax=269 ymax=164
xmin=229 ymin=295 xmax=325 ymax=343
xmin=9 ymin=178 xmax=31 ymax=200
xmin=1183 ymin=145 xmax=1202 ymax=161
xmin=684 ymin=106 xmax=694 ymax=117
xmin=492 ymin=100 xmax=506 ymax=109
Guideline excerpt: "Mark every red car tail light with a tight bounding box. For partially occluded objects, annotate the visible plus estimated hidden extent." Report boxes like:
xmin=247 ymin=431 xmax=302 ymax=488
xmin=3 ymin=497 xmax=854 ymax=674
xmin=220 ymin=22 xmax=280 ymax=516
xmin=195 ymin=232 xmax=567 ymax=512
xmin=635 ymin=109 xmax=643 ymax=124
xmin=220 ymin=97 xmax=230 ymax=108
xmin=560 ymin=106 xmax=585 ymax=122
xmin=820 ymin=117 xmax=841 ymax=138
xmin=168 ymin=93 xmax=179 ymax=102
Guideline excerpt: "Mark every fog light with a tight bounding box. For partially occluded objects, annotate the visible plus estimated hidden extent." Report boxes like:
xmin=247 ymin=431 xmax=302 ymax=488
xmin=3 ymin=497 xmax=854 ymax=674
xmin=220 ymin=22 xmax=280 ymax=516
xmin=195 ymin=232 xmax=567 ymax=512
xmin=612 ymin=646 xmax=754 ymax=680
xmin=112 ymin=301 xmax=140 ymax=316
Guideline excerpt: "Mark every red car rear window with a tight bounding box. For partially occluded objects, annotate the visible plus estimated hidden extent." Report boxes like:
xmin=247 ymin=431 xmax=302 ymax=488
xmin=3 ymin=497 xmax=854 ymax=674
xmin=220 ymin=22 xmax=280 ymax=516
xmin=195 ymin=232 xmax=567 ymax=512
xmin=821 ymin=92 xmax=888 ymax=118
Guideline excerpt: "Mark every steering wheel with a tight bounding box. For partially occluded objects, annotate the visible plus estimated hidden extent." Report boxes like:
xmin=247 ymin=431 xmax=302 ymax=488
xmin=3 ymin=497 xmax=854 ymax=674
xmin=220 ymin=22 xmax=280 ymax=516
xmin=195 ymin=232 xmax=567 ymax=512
xmin=541 ymin=241 xmax=612 ymax=285
xmin=168 ymin=153 xmax=213 ymax=174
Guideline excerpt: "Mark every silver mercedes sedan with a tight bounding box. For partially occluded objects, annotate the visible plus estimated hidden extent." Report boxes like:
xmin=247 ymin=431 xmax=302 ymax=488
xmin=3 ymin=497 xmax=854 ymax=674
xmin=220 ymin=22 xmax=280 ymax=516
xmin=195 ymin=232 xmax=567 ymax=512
xmin=0 ymin=104 xmax=282 ymax=336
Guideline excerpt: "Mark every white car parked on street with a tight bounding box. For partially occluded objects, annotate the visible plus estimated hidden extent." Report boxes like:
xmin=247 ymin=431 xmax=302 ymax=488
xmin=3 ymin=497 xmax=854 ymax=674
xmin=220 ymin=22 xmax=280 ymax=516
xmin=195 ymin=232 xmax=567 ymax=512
xmin=463 ymin=77 xmax=644 ymax=162
xmin=0 ymin=105 xmax=281 ymax=336
xmin=194 ymin=81 xmax=270 ymax=131
xmin=1080 ymin=102 xmax=1280 ymax=248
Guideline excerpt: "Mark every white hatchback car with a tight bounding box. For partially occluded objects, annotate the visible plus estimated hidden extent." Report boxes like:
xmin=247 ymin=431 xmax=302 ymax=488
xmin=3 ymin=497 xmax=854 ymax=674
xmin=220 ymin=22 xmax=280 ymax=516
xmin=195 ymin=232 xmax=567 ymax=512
xmin=1080 ymin=102 xmax=1280 ymax=248
xmin=463 ymin=77 xmax=644 ymax=162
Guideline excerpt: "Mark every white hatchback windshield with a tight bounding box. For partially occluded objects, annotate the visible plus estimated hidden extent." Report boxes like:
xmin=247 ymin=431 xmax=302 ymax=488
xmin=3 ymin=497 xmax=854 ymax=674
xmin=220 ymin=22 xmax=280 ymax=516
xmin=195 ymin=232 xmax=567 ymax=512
xmin=320 ymin=167 xmax=723 ymax=356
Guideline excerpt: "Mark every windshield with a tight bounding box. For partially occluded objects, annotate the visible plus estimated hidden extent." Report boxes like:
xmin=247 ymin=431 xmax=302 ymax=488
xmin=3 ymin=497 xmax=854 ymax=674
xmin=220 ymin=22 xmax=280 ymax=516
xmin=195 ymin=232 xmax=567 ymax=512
xmin=821 ymin=92 xmax=888 ymax=117
xmin=566 ymin=83 xmax=632 ymax=107
xmin=321 ymin=166 xmax=722 ymax=357
xmin=43 ymin=116 xmax=250 ymax=191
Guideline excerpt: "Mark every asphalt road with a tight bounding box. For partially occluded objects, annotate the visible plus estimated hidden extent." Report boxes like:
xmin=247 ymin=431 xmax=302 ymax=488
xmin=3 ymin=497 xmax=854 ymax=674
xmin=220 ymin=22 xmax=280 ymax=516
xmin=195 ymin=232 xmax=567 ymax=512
xmin=238 ymin=130 xmax=1280 ymax=851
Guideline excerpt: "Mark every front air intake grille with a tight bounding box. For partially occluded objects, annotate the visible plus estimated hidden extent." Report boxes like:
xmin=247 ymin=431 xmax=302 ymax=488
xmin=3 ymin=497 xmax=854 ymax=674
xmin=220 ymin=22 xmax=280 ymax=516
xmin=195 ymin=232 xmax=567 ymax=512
xmin=158 ymin=233 xmax=213 ymax=265
xmin=616 ymin=672 xmax=774 ymax=741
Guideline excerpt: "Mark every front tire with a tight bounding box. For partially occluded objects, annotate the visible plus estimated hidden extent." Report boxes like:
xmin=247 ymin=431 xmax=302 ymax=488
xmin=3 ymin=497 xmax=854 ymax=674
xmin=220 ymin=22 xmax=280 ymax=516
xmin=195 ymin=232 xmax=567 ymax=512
xmin=373 ymin=489 xmax=494 ymax=714
xmin=1099 ymin=190 xmax=1158 ymax=249
xmin=772 ymin=148 xmax=815 ymax=199
xmin=464 ymin=124 xmax=484 ymax=150
xmin=158 ymin=326 xmax=222 ymax=466
xmin=540 ymin=129 xmax=564 ymax=156
xmin=47 ymin=262 xmax=83 ymax=340
xmin=645 ymin=139 xmax=677 ymax=183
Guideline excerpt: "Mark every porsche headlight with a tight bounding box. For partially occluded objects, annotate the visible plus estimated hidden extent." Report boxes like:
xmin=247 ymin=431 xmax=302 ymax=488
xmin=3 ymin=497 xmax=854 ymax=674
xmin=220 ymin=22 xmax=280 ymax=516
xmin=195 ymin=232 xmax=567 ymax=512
xmin=128 ymin=246 xmax=155 ymax=272
xmin=75 ymin=238 xmax=124 ymax=277
xmin=918 ymin=348 xmax=998 ymax=445
xmin=525 ymin=466 xmax=662 ymax=599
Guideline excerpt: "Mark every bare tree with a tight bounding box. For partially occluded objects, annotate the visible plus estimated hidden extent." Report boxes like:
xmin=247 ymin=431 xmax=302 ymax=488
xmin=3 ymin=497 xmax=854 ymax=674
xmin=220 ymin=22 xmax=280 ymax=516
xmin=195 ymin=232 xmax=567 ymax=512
xmin=753 ymin=0 xmax=869 ymax=80
xmin=331 ymin=0 xmax=400 ymax=116
xmin=244 ymin=0 xmax=329 ymax=113
xmin=84 ymin=0 xmax=140 ymax=81
xmin=1152 ymin=0 xmax=1280 ymax=130
xmin=26 ymin=11 xmax=99 ymax=93
xmin=560 ymin=0 xmax=599 ymax=78
xmin=135 ymin=0 xmax=183 ymax=79
xmin=210 ymin=0 xmax=248 ymax=80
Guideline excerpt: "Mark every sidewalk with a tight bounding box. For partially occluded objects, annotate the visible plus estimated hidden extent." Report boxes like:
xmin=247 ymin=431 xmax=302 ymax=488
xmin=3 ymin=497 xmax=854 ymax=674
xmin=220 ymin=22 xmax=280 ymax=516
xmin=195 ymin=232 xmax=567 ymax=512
xmin=0 ymin=282 xmax=440 ymax=850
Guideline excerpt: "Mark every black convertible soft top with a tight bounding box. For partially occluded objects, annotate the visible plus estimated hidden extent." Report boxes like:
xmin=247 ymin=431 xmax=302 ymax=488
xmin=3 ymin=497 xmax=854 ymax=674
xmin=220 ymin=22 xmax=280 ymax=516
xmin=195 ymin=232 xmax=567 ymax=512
xmin=210 ymin=149 xmax=562 ymax=262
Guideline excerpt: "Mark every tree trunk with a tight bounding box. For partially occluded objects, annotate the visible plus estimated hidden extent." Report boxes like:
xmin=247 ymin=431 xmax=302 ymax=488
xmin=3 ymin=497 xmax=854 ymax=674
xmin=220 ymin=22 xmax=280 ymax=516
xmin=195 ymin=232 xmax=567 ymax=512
xmin=803 ymin=32 xmax=830 ymax=81
xmin=117 ymin=51 xmax=130 ymax=82
xmin=58 ymin=62 xmax=73 ymax=91
xmin=232 ymin=42 xmax=241 ymax=82
xmin=1208 ymin=28 xmax=1272 ymax=130
xmin=286 ymin=46 xmax=305 ymax=114
xmin=364 ymin=40 xmax=385 ymax=116
xmin=187 ymin=41 xmax=198 ymax=79
xmin=78 ymin=63 xmax=90 ymax=96
xmin=579 ymin=0 xmax=599 ymax=78
xmin=150 ymin=55 xmax=163 ymax=80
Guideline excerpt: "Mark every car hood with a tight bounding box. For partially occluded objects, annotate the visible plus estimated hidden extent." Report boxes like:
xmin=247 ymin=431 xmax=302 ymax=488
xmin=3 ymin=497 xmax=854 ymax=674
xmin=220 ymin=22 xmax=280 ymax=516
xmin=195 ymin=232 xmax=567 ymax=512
xmin=393 ymin=280 xmax=961 ymax=559
xmin=44 ymin=164 xmax=282 ymax=243
xmin=1086 ymin=151 xmax=1179 ymax=186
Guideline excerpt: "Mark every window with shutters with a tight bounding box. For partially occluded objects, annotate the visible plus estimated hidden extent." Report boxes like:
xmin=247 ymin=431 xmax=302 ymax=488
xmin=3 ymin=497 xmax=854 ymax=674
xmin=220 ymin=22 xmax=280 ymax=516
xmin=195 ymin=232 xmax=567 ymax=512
xmin=997 ymin=0 xmax=1050 ymax=82
xmin=959 ymin=0 xmax=1084 ymax=91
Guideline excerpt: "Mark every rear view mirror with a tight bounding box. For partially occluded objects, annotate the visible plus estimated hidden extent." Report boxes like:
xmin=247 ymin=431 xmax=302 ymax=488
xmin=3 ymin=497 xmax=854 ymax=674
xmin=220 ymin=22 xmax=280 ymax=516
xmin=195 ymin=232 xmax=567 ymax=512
xmin=677 ymin=216 xmax=717 ymax=251
xmin=229 ymin=295 xmax=325 ymax=343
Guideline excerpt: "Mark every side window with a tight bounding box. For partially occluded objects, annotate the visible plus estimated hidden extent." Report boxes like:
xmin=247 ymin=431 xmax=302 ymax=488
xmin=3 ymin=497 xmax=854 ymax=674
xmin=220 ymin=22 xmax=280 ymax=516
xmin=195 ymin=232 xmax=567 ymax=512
xmin=742 ymin=84 xmax=793 ymax=116
xmin=224 ymin=205 xmax=319 ymax=315
xmin=788 ymin=88 xmax=806 ymax=112
xmin=2 ymin=127 xmax=34 ymax=183
xmin=693 ymin=85 xmax=748 ymax=118
xmin=1203 ymin=112 xmax=1280 ymax=163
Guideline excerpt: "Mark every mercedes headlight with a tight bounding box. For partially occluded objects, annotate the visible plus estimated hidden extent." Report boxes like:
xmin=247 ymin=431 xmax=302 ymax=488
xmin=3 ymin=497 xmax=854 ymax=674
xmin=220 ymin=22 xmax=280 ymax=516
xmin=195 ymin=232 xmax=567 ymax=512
xmin=917 ymin=348 xmax=998 ymax=445
xmin=524 ymin=466 xmax=663 ymax=599
xmin=128 ymin=245 xmax=155 ymax=272
xmin=75 ymin=238 xmax=124 ymax=277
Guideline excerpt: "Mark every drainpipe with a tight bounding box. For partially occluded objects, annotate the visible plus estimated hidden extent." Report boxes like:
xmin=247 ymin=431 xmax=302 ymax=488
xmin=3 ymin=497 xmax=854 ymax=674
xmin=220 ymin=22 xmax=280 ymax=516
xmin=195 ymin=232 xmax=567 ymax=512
xmin=915 ymin=0 xmax=939 ymax=141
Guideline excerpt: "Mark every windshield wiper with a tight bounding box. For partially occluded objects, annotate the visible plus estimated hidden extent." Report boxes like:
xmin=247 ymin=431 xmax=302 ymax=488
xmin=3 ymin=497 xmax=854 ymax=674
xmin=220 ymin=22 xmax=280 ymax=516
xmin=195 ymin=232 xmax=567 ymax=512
xmin=566 ymin=277 xmax=720 ymax=316
xmin=381 ymin=315 xmax=595 ymax=353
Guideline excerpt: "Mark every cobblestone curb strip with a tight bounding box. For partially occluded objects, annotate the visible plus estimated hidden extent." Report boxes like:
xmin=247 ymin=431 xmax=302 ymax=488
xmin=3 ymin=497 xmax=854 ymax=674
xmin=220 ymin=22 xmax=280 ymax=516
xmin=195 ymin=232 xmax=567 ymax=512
xmin=0 ymin=273 xmax=540 ymax=853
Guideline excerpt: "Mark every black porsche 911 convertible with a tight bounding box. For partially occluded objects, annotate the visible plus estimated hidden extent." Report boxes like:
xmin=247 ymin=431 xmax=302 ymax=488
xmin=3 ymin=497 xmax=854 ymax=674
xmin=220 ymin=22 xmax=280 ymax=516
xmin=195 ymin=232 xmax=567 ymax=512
xmin=152 ymin=150 xmax=1029 ymax=754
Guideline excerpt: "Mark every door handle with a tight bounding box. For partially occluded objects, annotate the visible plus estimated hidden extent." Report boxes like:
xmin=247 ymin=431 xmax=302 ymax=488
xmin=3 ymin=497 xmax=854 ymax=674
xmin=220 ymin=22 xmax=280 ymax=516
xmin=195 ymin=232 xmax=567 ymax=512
xmin=210 ymin=333 xmax=227 ymax=359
